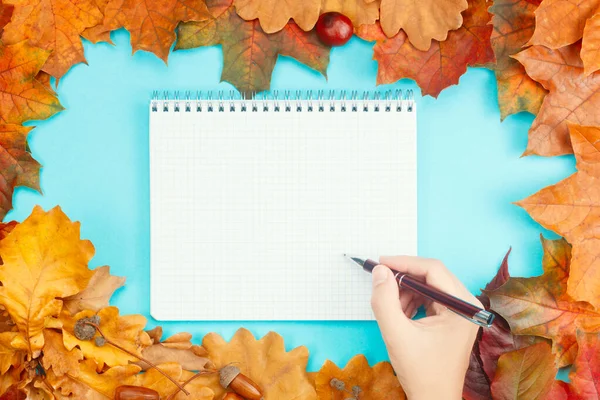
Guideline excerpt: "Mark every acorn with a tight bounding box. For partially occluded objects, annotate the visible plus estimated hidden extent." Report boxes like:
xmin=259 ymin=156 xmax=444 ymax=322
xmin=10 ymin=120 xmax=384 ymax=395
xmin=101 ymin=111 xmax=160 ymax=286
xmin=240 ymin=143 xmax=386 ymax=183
xmin=219 ymin=365 xmax=263 ymax=400
xmin=114 ymin=385 xmax=159 ymax=400
xmin=222 ymin=394 xmax=245 ymax=400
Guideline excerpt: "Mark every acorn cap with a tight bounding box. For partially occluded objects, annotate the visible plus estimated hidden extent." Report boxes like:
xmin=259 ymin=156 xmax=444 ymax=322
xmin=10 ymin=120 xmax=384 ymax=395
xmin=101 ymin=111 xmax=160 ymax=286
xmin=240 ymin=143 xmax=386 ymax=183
xmin=219 ymin=365 xmax=241 ymax=389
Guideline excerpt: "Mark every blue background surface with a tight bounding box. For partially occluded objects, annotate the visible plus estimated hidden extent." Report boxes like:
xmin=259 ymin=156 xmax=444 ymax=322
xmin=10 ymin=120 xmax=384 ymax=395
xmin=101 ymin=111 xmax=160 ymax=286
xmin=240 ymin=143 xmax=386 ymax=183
xmin=11 ymin=30 xmax=575 ymax=371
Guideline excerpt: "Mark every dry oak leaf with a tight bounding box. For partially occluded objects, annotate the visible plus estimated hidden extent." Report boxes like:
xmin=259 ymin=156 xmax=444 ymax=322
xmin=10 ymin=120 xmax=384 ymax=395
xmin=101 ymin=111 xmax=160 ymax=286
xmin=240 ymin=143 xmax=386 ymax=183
xmin=528 ymin=0 xmax=599 ymax=51
xmin=487 ymin=234 xmax=600 ymax=368
xmin=489 ymin=0 xmax=546 ymax=119
xmin=569 ymin=331 xmax=600 ymax=398
xmin=315 ymin=354 xmax=405 ymax=400
xmin=490 ymin=342 xmax=557 ymax=400
xmin=356 ymin=0 xmax=494 ymax=98
xmin=127 ymin=362 xmax=214 ymax=400
xmin=46 ymin=358 xmax=140 ymax=399
xmin=0 ymin=41 xmax=63 ymax=125
xmin=379 ymin=0 xmax=467 ymax=50
xmin=514 ymin=42 xmax=600 ymax=156
xmin=517 ymin=124 xmax=600 ymax=309
xmin=0 ymin=206 xmax=94 ymax=356
xmin=0 ymin=332 xmax=24 ymax=375
xmin=201 ymin=328 xmax=315 ymax=400
xmin=102 ymin=0 xmax=211 ymax=63
xmin=40 ymin=330 xmax=83 ymax=378
xmin=135 ymin=331 xmax=211 ymax=372
xmin=0 ymin=125 xmax=42 ymax=221
xmin=176 ymin=0 xmax=330 ymax=96
xmin=62 ymin=265 xmax=125 ymax=315
xmin=319 ymin=0 xmax=380 ymax=27
xmin=2 ymin=0 xmax=103 ymax=78
xmin=61 ymin=307 xmax=152 ymax=367
xmin=233 ymin=0 xmax=320 ymax=33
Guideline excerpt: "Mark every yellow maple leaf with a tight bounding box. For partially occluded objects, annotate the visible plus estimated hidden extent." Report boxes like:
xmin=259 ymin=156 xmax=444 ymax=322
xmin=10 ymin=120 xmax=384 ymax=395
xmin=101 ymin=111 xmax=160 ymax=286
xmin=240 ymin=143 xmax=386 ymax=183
xmin=200 ymin=328 xmax=315 ymax=400
xmin=61 ymin=307 xmax=152 ymax=367
xmin=315 ymin=355 xmax=405 ymax=399
xmin=2 ymin=0 xmax=104 ymax=78
xmin=0 ymin=206 xmax=94 ymax=356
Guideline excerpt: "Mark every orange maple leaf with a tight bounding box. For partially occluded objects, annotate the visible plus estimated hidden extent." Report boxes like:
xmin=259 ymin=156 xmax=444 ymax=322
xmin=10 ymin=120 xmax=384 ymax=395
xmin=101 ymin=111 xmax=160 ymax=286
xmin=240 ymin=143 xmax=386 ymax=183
xmin=517 ymin=124 xmax=600 ymax=309
xmin=356 ymin=0 xmax=495 ymax=98
xmin=102 ymin=0 xmax=211 ymax=63
xmin=176 ymin=0 xmax=330 ymax=96
xmin=488 ymin=0 xmax=546 ymax=119
xmin=0 ymin=125 xmax=41 ymax=220
xmin=487 ymin=234 xmax=600 ymax=368
xmin=0 ymin=41 xmax=63 ymax=124
xmin=315 ymin=354 xmax=405 ymax=400
xmin=0 ymin=206 xmax=94 ymax=357
xmin=490 ymin=342 xmax=557 ymax=399
xmin=514 ymin=43 xmax=600 ymax=156
xmin=2 ymin=0 xmax=103 ymax=78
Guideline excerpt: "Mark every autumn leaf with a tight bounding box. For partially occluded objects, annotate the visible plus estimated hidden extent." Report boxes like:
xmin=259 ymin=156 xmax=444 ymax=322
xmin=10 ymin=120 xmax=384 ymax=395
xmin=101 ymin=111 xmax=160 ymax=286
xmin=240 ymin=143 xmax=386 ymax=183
xmin=2 ymin=0 xmax=103 ymax=78
xmin=488 ymin=0 xmax=546 ymax=119
xmin=102 ymin=0 xmax=210 ymax=63
xmin=463 ymin=342 xmax=492 ymax=400
xmin=514 ymin=43 xmax=600 ymax=156
xmin=201 ymin=328 xmax=315 ymax=399
xmin=0 ymin=333 xmax=24 ymax=375
xmin=0 ymin=2 xmax=12 ymax=35
xmin=528 ymin=0 xmax=599 ymax=51
xmin=41 ymin=330 xmax=83 ymax=378
xmin=490 ymin=342 xmax=557 ymax=400
xmin=176 ymin=0 xmax=330 ymax=96
xmin=61 ymin=307 xmax=151 ymax=367
xmin=233 ymin=0 xmax=320 ymax=33
xmin=356 ymin=0 xmax=494 ymax=98
xmin=569 ymin=331 xmax=600 ymax=397
xmin=47 ymin=358 xmax=140 ymax=398
xmin=320 ymin=0 xmax=380 ymax=27
xmin=0 ymin=41 xmax=63 ymax=125
xmin=315 ymin=354 xmax=405 ymax=400
xmin=62 ymin=266 xmax=125 ymax=315
xmin=487 ymin=234 xmax=599 ymax=367
xmin=517 ymin=124 xmax=600 ymax=309
xmin=582 ymin=14 xmax=600 ymax=75
xmin=135 ymin=331 xmax=211 ymax=372
xmin=81 ymin=0 xmax=113 ymax=44
xmin=378 ymin=0 xmax=467 ymax=50
xmin=0 ymin=206 xmax=94 ymax=356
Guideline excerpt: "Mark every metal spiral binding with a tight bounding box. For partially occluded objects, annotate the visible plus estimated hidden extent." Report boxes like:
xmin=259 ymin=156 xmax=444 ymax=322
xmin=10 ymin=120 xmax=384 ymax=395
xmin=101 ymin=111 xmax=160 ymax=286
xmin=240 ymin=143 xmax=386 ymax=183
xmin=151 ymin=90 xmax=414 ymax=112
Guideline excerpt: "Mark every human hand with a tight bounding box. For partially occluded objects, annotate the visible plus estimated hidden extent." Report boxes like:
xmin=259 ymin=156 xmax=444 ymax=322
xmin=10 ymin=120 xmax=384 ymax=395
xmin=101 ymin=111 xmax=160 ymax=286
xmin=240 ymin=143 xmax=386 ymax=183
xmin=370 ymin=256 xmax=481 ymax=400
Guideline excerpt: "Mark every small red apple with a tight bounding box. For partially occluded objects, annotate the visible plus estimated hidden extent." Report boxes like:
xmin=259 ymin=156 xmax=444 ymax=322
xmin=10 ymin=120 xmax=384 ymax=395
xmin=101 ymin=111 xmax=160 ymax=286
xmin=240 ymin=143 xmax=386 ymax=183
xmin=315 ymin=12 xmax=353 ymax=47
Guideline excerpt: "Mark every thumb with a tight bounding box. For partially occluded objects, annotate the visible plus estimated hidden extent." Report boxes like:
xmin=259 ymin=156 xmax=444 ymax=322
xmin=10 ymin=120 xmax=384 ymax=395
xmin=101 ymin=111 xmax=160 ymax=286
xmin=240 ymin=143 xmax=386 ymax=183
xmin=371 ymin=265 xmax=411 ymax=344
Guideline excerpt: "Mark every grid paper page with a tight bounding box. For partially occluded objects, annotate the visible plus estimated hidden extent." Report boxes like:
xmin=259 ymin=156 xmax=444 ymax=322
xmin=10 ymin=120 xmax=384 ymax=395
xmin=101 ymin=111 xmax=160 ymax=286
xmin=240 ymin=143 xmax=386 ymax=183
xmin=149 ymin=98 xmax=417 ymax=320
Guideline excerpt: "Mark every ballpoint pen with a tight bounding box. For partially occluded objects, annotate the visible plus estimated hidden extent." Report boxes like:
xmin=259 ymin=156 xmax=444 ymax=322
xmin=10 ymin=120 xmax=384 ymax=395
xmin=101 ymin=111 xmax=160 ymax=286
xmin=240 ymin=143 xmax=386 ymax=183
xmin=345 ymin=255 xmax=495 ymax=327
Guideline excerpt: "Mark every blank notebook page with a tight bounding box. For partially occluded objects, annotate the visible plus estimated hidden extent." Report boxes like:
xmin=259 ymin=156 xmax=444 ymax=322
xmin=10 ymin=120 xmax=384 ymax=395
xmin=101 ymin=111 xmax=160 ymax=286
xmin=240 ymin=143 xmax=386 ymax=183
xmin=150 ymin=95 xmax=417 ymax=320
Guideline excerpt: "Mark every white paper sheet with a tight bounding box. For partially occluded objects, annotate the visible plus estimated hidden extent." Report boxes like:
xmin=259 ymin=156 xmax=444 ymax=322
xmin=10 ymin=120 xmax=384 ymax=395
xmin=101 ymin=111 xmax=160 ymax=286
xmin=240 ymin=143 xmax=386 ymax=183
xmin=149 ymin=97 xmax=417 ymax=320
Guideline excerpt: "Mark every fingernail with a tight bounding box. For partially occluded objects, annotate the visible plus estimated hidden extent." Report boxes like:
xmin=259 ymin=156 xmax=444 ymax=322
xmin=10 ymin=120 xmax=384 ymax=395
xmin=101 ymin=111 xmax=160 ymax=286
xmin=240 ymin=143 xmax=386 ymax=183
xmin=372 ymin=265 xmax=389 ymax=287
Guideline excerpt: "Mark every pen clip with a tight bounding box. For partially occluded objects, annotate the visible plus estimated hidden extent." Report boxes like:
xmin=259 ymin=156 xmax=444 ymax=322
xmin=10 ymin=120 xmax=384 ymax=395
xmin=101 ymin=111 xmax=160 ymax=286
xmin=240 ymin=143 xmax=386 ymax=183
xmin=448 ymin=308 xmax=495 ymax=328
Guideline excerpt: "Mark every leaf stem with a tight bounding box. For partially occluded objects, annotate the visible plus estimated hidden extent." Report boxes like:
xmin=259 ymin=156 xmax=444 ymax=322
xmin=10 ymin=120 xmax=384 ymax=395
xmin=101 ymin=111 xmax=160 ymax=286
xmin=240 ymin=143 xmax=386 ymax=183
xmin=165 ymin=369 xmax=217 ymax=400
xmin=84 ymin=322 xmax=190 ymax=396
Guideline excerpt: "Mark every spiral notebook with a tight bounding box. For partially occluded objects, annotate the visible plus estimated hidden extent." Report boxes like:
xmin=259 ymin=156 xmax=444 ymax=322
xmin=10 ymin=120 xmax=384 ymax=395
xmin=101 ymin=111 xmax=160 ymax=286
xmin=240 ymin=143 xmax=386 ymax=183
xmin=149 ymin=91 xmax=417 ymax=320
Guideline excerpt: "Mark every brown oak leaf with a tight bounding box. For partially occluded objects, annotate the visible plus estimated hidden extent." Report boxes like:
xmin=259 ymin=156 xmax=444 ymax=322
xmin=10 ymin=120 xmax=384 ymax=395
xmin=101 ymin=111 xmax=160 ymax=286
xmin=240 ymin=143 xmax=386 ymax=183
xmin=2 ymin=0 xmax=103 ymax=78
xmin=61 ymin=307 xmax=152 ymax=367
xmin=320 ymin=0 xmax=380 ymax=27
xmin=0 ymin=41 xmax=63 ymax=125
xmin=517 ymin=124 xmax=600 ymax=309
xmin=233 ymin=0 xmax=320 ymax=33
xmin=315 ymin=354 xmax=405 ymax=399
xmin=0 ymin=333 xmax=24 ymax=375
xmin=176 ymin=0 xmax=330 ymax=96
xmin=102 ymin=0 xmax=211 ymax=63
xmin=62 ymin=265 xmax=125 ymax=315
xmin=514 ymin=42 xmax=600 ymax=156
xmin=198 ymin=328 xmax=315 ymax=399
xmin=583 ymin=14 xmax=600 ymax=75
xmin=378 ymin=0 xmax=467 ymax=50
xmin=489 ymin=0 xmax=546 ymax=119
xmin=41 ymin=330 xmax=83 ymax=378
xmin=487 ymin=234 xmax=599 ymax=367
xmin=528 ymin=0 xmax=600 ymax=51
xmin=135 ymin=331 xmax=211 ymax=372
xmin=0 ymin=125 xmax=42 ymax=220
xmin=356 ymin=0 xmax=494 ymax=97
xmin=490 ymin=342 xmax=557 ymax=400
xmin=0 ymin=206 xmax=94 ymax=357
